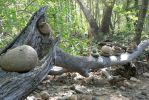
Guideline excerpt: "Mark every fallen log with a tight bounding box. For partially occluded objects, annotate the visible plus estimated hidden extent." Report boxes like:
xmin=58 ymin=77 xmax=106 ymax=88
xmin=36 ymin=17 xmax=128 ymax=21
xmin=52 ymin=40 xmax=149 ymax=77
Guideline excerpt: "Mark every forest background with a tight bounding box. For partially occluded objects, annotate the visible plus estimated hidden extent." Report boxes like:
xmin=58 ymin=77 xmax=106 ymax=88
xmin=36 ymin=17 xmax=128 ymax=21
xmin=0 ymin=0 xmax=148 ymax=55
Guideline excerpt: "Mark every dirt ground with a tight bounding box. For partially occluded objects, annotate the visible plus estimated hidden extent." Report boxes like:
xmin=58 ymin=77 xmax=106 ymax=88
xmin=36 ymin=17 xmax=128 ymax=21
xmin=26 ymin=69 xmax=149 ymax=100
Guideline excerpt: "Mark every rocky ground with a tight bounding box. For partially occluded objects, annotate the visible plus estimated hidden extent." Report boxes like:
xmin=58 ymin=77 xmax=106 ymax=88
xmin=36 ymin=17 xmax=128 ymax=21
xmin=26 ymin=69 xmax=149 ymax=100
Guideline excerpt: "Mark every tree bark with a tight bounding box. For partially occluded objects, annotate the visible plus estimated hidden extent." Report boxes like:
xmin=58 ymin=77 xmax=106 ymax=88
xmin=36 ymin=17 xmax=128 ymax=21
xmin=0 ymin=6 xmax=59 ymax=99
xmin=125 ymin=0 xmax=132 ymax=29
xmin=53 ymin=39 xmax=149 ymax=77
xmin=0 ymin=6 xmax=52 ymax=59
xmin=101 ymin=0 xmax=115 ymax=34
xmin=134 ymin=0 xmax=149 ymax=45
xmin=75 ymin=0 xmax=101 ymax=41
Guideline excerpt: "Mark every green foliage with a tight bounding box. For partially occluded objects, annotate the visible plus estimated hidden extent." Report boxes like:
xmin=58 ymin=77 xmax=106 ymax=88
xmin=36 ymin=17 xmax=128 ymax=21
xmin=0 ymin=0 xmax=88 ymax=55
xmin=0 ymin=0 xmax=148 ymax=55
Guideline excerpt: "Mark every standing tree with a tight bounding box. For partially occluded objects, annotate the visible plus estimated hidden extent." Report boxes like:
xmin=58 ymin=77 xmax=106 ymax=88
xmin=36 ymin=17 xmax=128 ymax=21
xmin=134 ymin=0 xmax=149 ymax=45
xmin=100 ymin=0 xmax=116 ymax=34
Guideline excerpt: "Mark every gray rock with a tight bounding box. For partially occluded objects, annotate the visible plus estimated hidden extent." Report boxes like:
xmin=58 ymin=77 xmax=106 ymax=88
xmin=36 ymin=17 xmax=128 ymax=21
xmin=130 ymin=77 xmax=141 ymax=83
xmin=143 ymin=72 xmax=149 ymax=78
xmin=71 ymin=85 xmax=89 ymax=94
xmin=120 ymin=86 xmax=126 ymax=91
xmin=0 ymin=45 xmax=38 ymax=72
xmin=40 ymin=91 xmax=50 ymax=100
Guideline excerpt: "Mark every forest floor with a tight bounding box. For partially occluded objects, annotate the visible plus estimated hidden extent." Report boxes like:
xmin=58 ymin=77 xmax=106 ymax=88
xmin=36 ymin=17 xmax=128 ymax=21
xmin=26 ymin=69 xmax=149 ymax=100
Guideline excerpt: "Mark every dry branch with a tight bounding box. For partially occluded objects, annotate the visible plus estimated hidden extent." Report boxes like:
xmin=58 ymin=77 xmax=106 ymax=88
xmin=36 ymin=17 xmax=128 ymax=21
xmin=53 ymin=40 xmax=149 ymax=77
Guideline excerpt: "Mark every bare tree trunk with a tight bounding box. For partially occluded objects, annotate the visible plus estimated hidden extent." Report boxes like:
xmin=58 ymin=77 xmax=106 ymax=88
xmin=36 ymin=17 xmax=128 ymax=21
xmin=101 ymin=0 xmax=115 ymax=34
xmin=134 ymin=0 xmax=149 ymax=45
xmin=0 ymin=6 xmax=60 ymax=99
xmin=75 ymin=0 xmax=101 ymax=41
xmin=125 ymin=0 xmax=132 ymax=29
xmin=95 ymin=0 xmax=100 ymax=26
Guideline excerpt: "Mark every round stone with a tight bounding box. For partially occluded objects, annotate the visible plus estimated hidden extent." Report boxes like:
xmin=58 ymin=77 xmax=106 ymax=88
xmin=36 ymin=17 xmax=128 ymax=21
xmin=0 ymin=45 xmax=38 ymax=72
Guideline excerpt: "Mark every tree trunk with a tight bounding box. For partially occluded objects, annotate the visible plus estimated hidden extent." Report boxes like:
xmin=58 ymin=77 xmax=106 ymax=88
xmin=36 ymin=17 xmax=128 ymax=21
xmin=125 ymin=0 xmax=132 ymax=29
xmin=134 ymin=0 xmax=149 ymax=45
xmin=100 ymin=0 xmax=115 ymax=34
xmin=75 ymin=0 xmax=101 ymax=41
xmin=0 ymin=6 xmax=60 ymax=99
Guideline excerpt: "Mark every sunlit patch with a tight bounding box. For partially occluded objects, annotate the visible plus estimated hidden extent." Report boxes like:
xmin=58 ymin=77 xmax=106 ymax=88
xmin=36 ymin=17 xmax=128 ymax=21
xmin=110 ymin=56 xmax=117 ymax=61
xmin=98 ymin=57 xmax=104 ymax=63
xmin=88 ymin=56 xmax=94 ymax=61
xmin=120 ymin=53 xmax=128 ymax=60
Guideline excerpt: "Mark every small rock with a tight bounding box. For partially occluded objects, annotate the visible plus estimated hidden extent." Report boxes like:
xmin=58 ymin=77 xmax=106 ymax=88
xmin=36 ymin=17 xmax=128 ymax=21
xmin=44 ymin=75 xmax=51 ymax=80
xmin=143 ymin=72 xmax=149 ymax=78
xmin=37 ymin=85 xmax=46 ymax=91
xmin=59 ymin=96 xmax=69 ymax=100
xmin=86 ymin=76 xmax=108 ymax=86
xmin=68 ymin=95 xmax=77 ymax=100
xmin=123 ymin=80 xmax=136 ymax=89
xmin=140 ymin=85 xmax=148 ymax=90
xmin=70 ymin=85 xmax=88 ymax=94
xmin=81 ymin=95 xmax=92 ymax=100
xmin=130 ymin=77 xmax=141 ymax=83
xmin=32 ymin=91 xmax=41 ymax=98
xmin=36 ymin=98 xmax=42 ymax=100
xmin=74 ymin=73 xmax=84 ymax=80
xmin=26 ymin=96 xmax=36 ymax=100
xmin=120 ymin=86 xmax=126 ymax=91
xmin=136 ymin=92 xmax=148 ymax=99
xmin=40 ymin=91 xmax=50 ymax=100
xmin=112 ymin=86 xmax=117 ymax=89
xmin=41 ymin=81 xmax=47 ymax=84
xmin=92 ymin=96 xmax=100 ymax=100
xmin=141 ymin=91 xmax=147 ymax=96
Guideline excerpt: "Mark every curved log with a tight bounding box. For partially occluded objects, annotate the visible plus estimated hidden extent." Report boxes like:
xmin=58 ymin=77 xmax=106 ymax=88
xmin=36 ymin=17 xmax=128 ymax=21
xmin=0 ymin=53 xmax=53 ymax=100
xmin=53 ymin=40 xmax=149 ymax=77
xmin=0 ymin=5 xmax=52 ymax=59
xmin=0 ymin=6 xmax=58 ymax=99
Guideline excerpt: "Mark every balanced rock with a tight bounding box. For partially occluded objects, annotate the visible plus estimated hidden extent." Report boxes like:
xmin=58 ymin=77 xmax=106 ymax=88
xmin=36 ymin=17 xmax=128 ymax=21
xmin=100 ymin=45 xmax=113 ymax=57
xmin=37 ymin=17 xmax=52 ymax=35
xmin=126 ymin=42 xmax=137 ymax=53
xmin=38 ymin=22 xmax=52 ymax=35
xmin=91 ymin=48 xmax=99 ymax=58
xmin=0 ymin=45 xmax=38 ymax=72
xmin=112 ymin=46 xmax=125 ymax=56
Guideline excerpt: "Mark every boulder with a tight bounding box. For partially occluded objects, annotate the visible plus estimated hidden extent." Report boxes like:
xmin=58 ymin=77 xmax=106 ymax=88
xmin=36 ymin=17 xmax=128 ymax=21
xmin=0 ymin=45 xmax=38 ymax=72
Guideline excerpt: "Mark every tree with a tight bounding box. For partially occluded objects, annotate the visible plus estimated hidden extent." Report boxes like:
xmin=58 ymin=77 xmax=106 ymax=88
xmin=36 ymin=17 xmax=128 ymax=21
xmin=76 ymin=0 xmax=116 ymax=42
xmin=100 ymin=0 xmax=116 ymax=34
xmin=75 ymin=0 xmax=101 ymax=42
xmin=134 ymin=0 xmax=149 ymax=45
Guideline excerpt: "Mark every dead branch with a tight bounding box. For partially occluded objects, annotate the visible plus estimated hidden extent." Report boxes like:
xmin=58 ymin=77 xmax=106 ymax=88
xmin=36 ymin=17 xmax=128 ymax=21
xmin=53 ymin=40 xmax=149 ymax=77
